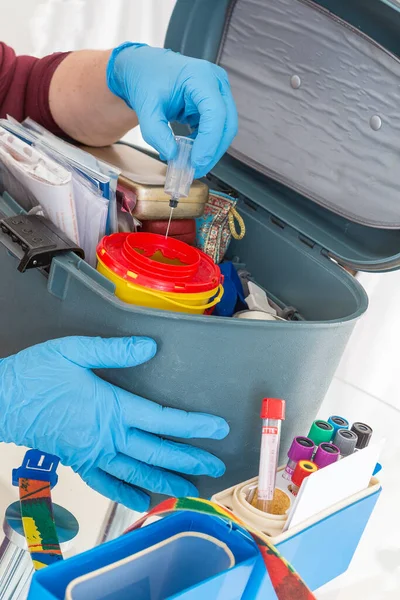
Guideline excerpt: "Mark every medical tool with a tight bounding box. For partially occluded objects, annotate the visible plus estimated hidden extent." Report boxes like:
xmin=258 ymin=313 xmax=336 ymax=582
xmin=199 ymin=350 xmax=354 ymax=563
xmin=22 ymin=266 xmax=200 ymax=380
xmin=257 ymin=398 xmax=286 ymax=513
xmin=164 ymin=136 xmax=195 ymax=238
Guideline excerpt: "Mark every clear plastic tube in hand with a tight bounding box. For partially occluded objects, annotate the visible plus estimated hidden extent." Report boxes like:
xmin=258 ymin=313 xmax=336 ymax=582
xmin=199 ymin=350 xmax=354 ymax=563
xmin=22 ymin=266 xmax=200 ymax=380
xmin=164 ymin=136 xmax=195 ymax=207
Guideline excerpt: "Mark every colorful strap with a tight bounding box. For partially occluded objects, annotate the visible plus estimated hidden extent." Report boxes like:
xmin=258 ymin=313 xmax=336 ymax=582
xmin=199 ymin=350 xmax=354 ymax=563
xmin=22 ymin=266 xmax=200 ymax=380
xmin=126 ymin=497 xmax=316 ymax=600
xmin=13 ymin=450 xmax=63 ymax=570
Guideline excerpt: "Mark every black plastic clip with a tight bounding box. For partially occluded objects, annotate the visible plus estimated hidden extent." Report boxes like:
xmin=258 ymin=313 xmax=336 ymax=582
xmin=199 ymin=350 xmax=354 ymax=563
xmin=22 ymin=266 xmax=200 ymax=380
xmin=0 ymin=214 xmax=84 ymax=272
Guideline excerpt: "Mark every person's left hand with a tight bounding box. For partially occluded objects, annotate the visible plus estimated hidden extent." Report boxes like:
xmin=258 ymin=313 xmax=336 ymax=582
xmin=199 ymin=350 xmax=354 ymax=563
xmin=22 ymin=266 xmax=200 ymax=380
xmin=107 ymin=43 xmax=238 ymax=178
xmin=0 ymin=336 xmax=229 ymax=511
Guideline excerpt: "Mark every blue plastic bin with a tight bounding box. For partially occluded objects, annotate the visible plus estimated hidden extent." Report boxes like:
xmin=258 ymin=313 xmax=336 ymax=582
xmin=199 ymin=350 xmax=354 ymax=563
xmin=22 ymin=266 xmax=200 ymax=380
xmin=27 ymin=512 xmax=262 ymax=600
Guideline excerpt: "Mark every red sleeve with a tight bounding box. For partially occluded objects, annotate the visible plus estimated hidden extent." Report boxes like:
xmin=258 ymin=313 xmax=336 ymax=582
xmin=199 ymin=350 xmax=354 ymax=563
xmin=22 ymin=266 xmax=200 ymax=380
xmin=0 ymin=42 xmax=70 ymax=136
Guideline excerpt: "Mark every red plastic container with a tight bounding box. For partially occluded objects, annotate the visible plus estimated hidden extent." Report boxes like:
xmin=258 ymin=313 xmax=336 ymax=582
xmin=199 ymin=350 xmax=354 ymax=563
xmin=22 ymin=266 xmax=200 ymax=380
xmin=96 ymin=233 xmax=223 ymax=314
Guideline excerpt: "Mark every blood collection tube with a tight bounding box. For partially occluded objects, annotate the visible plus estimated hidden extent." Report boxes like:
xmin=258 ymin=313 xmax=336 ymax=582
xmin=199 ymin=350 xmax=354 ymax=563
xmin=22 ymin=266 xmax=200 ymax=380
xmin=314 ymin=442 xmax=340 ymax=469
xmin=327 ymin=415 xmax=349 ymax=438
xmin=257 ymin=398 xmax=286 ymax=513
xmin=290 ymin=460 xmax=318 ymax=497
xmin=307 ymin=420 xmax=334 ymax=449
xmin=351 ymin=422 xmax=373 ymax=450
xmin=283 ymin=436 xmax=315 ymax=480
xmin=334 ymin=429 xmax=358 ymax=457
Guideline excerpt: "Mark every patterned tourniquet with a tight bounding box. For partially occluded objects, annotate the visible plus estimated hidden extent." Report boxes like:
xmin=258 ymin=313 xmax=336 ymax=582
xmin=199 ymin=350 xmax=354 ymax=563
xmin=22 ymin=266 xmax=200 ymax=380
xmin=196 ymin=191 xmax=245 ymax=264
xmin=126 ymin=496 xmax=316 ymax=600
xmin=18 ymin=477 xmax=63 ymax=570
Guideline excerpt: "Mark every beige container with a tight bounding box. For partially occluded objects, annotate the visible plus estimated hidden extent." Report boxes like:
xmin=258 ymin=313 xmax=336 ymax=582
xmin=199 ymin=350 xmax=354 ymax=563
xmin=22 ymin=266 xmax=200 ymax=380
xmin=82 ymin=144 xmax=209 ymax=220
xmin=212 ymin=470 xmax=380 ymax=543
xmin=213 ymin=473 xmax=291 ymax=538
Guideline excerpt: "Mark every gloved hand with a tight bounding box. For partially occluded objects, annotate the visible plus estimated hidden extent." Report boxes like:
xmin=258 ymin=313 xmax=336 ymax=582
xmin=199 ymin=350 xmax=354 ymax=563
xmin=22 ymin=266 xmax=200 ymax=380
xmin=0 ymin=336 xmax=229 ymax=511
xmin=107 ymin=43 xmax=238 ymax=178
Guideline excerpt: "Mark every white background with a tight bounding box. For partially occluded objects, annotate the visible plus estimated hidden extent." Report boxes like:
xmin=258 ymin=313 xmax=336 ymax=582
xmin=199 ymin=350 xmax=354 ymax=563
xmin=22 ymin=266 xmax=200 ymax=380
xmin=0 ymin=0 xmax=176 ymax=55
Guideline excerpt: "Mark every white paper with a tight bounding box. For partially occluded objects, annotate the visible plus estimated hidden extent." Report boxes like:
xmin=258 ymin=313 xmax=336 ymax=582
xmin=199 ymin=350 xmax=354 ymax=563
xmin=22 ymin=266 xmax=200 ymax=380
xmin=0 ymin=128 xmax=79 ymax=244
xmin=246 ymin=281 xmax=277 ymax=315
xmin=284 ymin=441 xmax=384 ymax=531
xmin=84 ymin=194 xmax=109 ymax=267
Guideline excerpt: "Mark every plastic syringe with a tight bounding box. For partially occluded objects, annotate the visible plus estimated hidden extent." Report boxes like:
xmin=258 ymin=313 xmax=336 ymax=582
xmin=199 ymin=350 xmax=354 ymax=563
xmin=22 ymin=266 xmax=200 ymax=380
xmin=257 ymin=398 xmax=286 ymax=513
xmin=164 ymin=136 xmax=195 ymax=238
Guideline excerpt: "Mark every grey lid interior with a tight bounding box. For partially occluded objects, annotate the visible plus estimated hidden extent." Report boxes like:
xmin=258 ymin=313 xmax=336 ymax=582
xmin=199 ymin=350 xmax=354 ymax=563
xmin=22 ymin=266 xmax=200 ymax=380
xmin=218 ymin=0 xmax=400 ymax=229
xmin=165 ymin=0 xmax=400 ymax=270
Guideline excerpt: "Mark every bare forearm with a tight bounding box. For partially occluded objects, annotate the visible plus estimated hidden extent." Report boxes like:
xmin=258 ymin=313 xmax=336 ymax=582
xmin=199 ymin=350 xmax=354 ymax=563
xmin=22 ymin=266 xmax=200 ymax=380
xmin=49 ymin=49 xmax=138 ymax=146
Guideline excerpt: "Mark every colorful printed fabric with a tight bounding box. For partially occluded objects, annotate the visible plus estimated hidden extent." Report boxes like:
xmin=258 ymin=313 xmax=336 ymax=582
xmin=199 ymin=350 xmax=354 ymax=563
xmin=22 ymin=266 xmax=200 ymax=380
xmin=196 ymin=191 xmax=245 ymax=264
xmin=18 ymin=478 xmax=63 ymax=570
xmin=126 ymin=497 xmax=316 ymax=600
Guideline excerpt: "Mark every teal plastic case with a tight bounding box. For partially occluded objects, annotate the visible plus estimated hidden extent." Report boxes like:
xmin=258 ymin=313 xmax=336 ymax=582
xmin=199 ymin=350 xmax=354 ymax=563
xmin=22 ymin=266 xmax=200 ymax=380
xmin=0 ymin=0 xmax=399 ymax=502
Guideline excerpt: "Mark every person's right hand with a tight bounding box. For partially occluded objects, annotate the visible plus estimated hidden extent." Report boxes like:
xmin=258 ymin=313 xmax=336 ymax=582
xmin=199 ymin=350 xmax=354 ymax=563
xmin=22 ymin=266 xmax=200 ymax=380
xmin=0 ymin=336 xmax=229 ymax=511
xmin=106 ymin=43 xmax=238 ymax=178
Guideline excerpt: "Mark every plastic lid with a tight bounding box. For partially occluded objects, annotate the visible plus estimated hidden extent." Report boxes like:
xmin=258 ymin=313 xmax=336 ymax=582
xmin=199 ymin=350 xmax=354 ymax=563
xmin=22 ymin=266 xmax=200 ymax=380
xmin=292 ymin=460 xmax=318 ymax=488
xmin=314 ymin=443 xmax=340 ymax=469
xmin=287 ymin=436 xmax=315 ymax=462
xmin=260 ymin=398 xmax=286 ymax=420
xmin=351 ymin=422 xmax=373 ymax=450
xmin=328 ymin=415 xmax=349 ymax=433
xmin=307 ymin=420 xmax=334 ymax=446
xmin=97 ymin=233 xmax=221 ymax=293
xmin=334 ymin=429 xmax=358 ymax=457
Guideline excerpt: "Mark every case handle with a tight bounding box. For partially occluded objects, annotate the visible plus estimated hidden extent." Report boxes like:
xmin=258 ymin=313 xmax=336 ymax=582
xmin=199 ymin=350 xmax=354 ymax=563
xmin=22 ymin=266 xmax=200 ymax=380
xmin=0 ymin=214 xmax=83 ymax=273
xmin=228 ymin=206 xmax=246 ymax=240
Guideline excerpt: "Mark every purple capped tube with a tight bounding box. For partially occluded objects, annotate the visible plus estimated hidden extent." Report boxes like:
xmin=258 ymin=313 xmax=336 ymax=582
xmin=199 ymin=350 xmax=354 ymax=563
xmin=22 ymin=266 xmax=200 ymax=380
xmin=314 ymin=442 xmax=340 ymax=469
xmin=283 ymin=436 xmax=315 ymax=480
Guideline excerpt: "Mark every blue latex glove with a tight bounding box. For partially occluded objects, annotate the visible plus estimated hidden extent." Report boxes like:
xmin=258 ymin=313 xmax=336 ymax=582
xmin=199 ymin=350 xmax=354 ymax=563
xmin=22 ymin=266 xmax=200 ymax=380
xmin=107 ymin=43 xmax=238 ymax=178
xmin=0 ymin=337 xmax=229 ymax=511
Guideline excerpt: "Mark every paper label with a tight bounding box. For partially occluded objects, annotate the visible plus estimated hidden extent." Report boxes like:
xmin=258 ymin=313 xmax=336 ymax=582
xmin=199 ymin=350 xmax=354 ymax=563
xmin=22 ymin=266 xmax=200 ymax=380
xmin=258 ymin=426 xmax=279 ymax=500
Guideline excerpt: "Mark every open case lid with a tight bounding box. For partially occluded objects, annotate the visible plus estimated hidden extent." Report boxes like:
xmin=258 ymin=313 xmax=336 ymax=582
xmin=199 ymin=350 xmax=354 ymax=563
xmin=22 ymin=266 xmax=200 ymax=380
xmin=165 ymin=0 xmax=400 ymax=272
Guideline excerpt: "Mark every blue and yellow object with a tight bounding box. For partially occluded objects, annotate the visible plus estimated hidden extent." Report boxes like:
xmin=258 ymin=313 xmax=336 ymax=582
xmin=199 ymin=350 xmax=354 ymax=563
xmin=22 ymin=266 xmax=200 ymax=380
xmin=13 ymin=450 xmax=63 ymax=570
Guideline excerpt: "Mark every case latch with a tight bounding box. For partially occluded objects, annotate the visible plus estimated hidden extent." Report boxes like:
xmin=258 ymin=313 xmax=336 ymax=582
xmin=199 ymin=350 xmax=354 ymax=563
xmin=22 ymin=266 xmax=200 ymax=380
xmin=0 ymin=214 xmax=84 ymax=273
